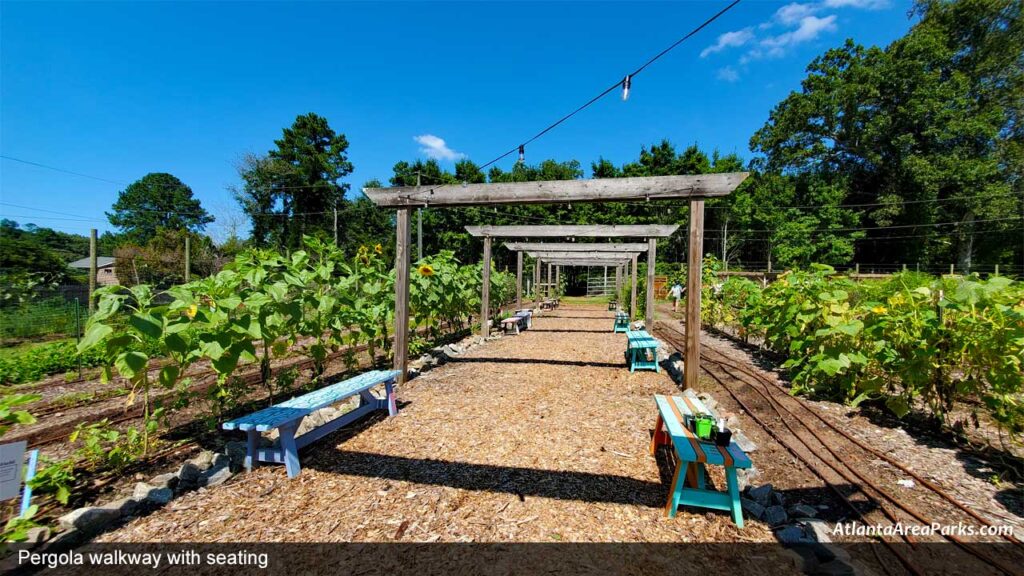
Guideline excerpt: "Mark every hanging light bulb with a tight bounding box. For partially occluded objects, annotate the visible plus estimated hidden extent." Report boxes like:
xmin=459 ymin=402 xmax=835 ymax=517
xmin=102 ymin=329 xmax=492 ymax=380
xmin=621 ymin=75 xmax=632 ymax=101
xmin=518 ymin=145 xmax=525 ymax=164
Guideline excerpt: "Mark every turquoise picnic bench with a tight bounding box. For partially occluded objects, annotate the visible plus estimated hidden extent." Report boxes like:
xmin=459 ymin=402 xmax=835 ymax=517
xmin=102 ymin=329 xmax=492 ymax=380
xmin=613 ymin=312 xmax=629 ymax=333
xmin=650 ymin=392 xmax=752 ymax=527
xmin=223 ymin=369 xmax=399 ymax=479
xmin=625 ymin=329 xmax=660 ymax=372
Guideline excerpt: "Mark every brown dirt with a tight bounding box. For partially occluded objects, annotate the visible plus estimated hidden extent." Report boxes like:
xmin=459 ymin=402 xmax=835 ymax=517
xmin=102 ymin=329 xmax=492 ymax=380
xmin=97 ymin=304 xmax=785 ymax=552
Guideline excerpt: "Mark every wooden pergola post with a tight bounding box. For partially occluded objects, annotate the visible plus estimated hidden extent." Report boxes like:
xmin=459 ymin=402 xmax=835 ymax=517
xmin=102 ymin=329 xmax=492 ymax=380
xmin=630 ymin=254 xmax=638 ymax=318
xmin=645 ymin=238 xmax=657 ymax=328
xmin=555 ymin=265 xmax=560 ymax=296
xmin=615 ymin=265 xmax=621 ymax=297
xmin=534 ymin=258 xmax=541 ymax=302
xmin=685 ymin=200 xmax=705 ymax=390
xmin=547 ymin=262 xmax=553 ymax=297
xmin=481 ymin=236 xmax=492 ymax=337
xmin=393 ymin=208 xmax=412 ymax=384
xmin=515 ymin=251 xmax=523 ymax=309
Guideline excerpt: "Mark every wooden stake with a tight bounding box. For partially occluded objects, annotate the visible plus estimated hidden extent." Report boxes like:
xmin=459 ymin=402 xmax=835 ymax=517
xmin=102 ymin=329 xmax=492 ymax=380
xmin=88 ymin=229 xmax=97 ymax=313
xmin=393 ymin=209 xmax=412 ymax=384
xmin=685 ymin=199 xmax=705 ymax=390
xmin=645 ymin=238 xmax=656 ymax=328
xmin=481 ymin=236 xmax=492 ymax=336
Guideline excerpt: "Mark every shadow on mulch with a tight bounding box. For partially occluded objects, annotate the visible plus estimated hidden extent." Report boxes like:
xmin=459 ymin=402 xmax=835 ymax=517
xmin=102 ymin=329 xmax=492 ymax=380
xmin=526 ymin=329 xmax=614 ymax=334
xmin=447 ymin=357 xmax=625 ymax=369
xmin=304 ymin=450 xmax=667 ymax=508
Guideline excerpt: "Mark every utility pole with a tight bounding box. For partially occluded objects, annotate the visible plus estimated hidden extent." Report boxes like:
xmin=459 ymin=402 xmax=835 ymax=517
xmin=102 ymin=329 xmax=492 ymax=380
xmin=184 ymin=234 xmax=191 ymax=282
xmin=416 ymin=172 xmax=423 ymax=260
xmin=88 ymin=229 xmax=97 ymax=312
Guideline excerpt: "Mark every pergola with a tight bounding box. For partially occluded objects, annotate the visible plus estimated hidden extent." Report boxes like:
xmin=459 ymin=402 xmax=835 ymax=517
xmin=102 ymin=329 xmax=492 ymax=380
xmin=365 ymin=172 xmax=748 ymax=390
xmin=505 ymin=243 xmax=647 ymax=313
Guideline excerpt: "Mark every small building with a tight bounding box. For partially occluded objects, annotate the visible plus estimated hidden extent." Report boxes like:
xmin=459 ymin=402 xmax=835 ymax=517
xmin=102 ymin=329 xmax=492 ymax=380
xmin=68 ymin=256 xmax=119 ymax=286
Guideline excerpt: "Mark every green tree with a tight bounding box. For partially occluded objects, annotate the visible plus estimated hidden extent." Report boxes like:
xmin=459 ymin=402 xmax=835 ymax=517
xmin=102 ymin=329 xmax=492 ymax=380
xmin=107 ymin=173 xmax=213 ymax=244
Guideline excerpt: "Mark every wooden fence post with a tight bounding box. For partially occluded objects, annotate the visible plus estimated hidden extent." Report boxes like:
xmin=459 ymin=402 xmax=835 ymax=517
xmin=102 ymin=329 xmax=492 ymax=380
xmin=685 ymin=199 xmax=705 ymax=390
xmin=393 ymin=209 xmax=412 ymax=384
xmin=88 ymin=229 xmax=97 ymax=313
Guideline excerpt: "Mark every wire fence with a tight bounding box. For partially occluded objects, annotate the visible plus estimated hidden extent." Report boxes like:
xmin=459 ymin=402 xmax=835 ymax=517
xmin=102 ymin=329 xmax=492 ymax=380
xmin=0 ymin=285 xmax=89 ymax=345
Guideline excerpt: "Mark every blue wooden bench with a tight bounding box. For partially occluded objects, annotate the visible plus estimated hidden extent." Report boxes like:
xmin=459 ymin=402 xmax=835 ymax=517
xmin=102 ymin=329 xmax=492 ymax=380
xmin=514 ymin=309 xmax=533 ymax=330
xmin=222 ymin=369 xmax=399 ymax=478
xmin=625 ymin=329 xmax=660 ymax=372
xmin=613 ymin=312 xmax=630 ymax=333
xmin=650 ymin=392 xmax=752 ymax=527
xmin=608 ymin=300 xmax=618 ymax=311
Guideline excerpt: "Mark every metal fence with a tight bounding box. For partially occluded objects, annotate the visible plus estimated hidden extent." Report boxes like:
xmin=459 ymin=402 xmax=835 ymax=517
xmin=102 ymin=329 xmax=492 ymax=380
xmin=0 ymin=284 xmax=89 ymax=344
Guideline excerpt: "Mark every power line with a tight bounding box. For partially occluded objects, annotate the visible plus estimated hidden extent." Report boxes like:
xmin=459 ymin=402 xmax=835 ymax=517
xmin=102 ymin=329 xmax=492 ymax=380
xmin=478 ymin=0 xmax=743 ymax=170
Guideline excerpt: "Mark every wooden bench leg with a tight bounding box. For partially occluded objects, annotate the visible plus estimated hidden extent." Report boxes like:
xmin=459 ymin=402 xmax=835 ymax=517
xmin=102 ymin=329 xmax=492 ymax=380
xmin=726 ymin=467 xmax=744 ymax=528
xmin=385 ymin=378 xmax=398 ymax=417
xmin=649 ymin=413 xmax=665 ymax=455
xmin=279 ymin=422 xmax=301 ymax=479
xmin=664 ymin=461 xmax=684 ymax=518
xmin=245 ymin=429 xmax=258 ymax=472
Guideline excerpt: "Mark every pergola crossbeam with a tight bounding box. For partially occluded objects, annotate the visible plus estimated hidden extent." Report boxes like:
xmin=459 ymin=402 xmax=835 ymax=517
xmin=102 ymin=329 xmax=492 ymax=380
xmin=504 ymin=242 xmax=649 ymax=253
xmin=466 ymin=225 xmax=679 ymax=238
xmin=365 ymin=173 xmax=746 ymax=208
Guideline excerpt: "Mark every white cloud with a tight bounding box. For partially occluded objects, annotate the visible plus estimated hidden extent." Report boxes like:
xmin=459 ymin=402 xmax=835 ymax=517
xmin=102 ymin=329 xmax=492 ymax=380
xmin=700 ymin=28 xmax=754 ymax=58
xmin=757 ymin=15 xmax=838 ymax=58
xmin=414 ymin=134 xmax=465 ymax=161
xmin=775 ymin=2 xmax=819 ymax=25
xmin=822 ymin=0 xmax=889 ymax=9
xmin=717 ymin=66 xmax=740 ymax=83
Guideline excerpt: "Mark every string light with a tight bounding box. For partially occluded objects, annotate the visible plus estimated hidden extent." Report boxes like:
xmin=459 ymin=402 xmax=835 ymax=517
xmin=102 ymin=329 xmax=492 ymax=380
xmin=621 ymin=75 xmax=632 ymax=101
xmin=518 ymin=145 xmax=525 ymax=164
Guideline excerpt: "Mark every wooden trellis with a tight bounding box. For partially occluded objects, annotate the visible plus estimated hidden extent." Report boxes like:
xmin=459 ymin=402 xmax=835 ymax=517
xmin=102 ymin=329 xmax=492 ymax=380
xmin=364 ymin=172 xmax=748 ymax=390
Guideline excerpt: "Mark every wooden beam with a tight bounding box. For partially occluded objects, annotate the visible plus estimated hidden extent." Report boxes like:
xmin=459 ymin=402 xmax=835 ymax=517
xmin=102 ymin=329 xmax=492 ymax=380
xmin=555 ymin=265 xmax=560 ymax=296
xmin=534 ymin=258 xmax=541 ymax=301
xmin=645 ymin=238 xmax=656 ymax=328
xmin=481 ymin=236 xmax=492 ymax=337
xmin=464 ymin=225 xmax=680 ymax=238
xmin=524 ymin=250 xmax=643 ymax=260
xmin=615 ymin=264 xmax=622 ymax=296
xmin=504 ymin=242 xmax=649 ymax=253
xmin=542 ymin=259 xmax=632 ymax=266
xmin=685 ymin=200 xmax=705 ymax=390
xmin=515 ymin=251 xmax=523 ymax=309
xmin=393 ymin=208 xmax=412 ymax=384
xmin=547 ymin=262 xmax=553 ymax=297
xmin=365 ymin=173 xmax=748 ymax=208
xmin=630 ymin=254 xmax=638 ymax=318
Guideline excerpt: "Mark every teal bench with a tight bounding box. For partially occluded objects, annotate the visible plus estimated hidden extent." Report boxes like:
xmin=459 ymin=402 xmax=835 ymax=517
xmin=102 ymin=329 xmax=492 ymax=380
xmin=650 ymin=392 xmax=752 ymax=527
xmin=613 ymin=312 xmax=630 ymax=333
xmin=625 ymin=329 xmax=660 ymax=372
xmin=608 ymin=300 xmax=618 ymax=311
xmin=223 ymin=369 xmax=399 ymax=478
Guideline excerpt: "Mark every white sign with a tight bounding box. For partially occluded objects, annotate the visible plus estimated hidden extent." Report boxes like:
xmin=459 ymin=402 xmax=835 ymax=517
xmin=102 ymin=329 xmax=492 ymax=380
xmin=0 ymin=441 xmax=27 ymax=501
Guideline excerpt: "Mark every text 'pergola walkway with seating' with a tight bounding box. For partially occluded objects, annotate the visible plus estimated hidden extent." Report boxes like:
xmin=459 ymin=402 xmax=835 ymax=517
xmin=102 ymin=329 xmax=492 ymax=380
xmin=101 ymin=303 xmax=777 ymax=544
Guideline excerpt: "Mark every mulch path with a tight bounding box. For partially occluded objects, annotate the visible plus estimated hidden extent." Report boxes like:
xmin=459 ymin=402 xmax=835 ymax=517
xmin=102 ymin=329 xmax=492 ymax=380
xmin=98 ymin=304 xmax=782 ymax=550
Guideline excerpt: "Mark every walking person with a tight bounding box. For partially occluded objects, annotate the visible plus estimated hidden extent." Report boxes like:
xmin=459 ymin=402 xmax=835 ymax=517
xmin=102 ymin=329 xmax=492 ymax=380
xmin=670 ymin=281 xmax=684 ymax=312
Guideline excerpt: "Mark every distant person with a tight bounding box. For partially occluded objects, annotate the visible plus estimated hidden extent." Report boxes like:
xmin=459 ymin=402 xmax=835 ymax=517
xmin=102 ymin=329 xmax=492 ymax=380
xmin=669 ymin=282 xmax=684 ymax=312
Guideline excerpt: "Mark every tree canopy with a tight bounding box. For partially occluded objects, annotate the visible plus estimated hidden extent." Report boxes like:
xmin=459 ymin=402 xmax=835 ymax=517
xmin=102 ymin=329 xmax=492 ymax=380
xmin=107 ymin=172 xmax=213 ymax=244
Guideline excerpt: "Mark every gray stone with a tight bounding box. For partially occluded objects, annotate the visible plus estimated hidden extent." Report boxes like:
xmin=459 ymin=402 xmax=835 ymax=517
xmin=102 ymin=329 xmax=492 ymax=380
xmin=748 ymin=483 xmax=773 ymax=506
xmin=188 ymin=450 xmax=215 ymax=471
xmin=798 ymin=518 xmax=834 ymax=544
xmin=772 ymin=491 xmax=786 ymax=506
xmin=790 ymin=504 xmax=818 ymax=518
xmin=177 ymin=462 xmax=202 ymax=492
xmin=58 ymin=507 xmax=121 ymax=533
xmin=741 ymin=497 xmax=765 ymax=520
xmin=224 ymin=441 xmax=248 ymax=472
xmin=211 ymin=452 xmax=230 ymax=471
xmin=24 ymin=526 xmax=50 ymax=546
xmin=733 ymin=430 xmax=758 ymax=452
xmin=200 ymin=465 xmax=233 ymax=488
xmin=775 ymin=524 xmax=806 ymax=544
xmin=102 ymin=497 xmax=140 ymax=516
xmin=149 ymin=472 xmax=179 ymax=490
xmin=134 ymin=482 xmax=173 ymax=505
xmin=737 ymin=466 xmax=759 ymax=491
xmin=763 ymin=505 xmax=788 ymax=526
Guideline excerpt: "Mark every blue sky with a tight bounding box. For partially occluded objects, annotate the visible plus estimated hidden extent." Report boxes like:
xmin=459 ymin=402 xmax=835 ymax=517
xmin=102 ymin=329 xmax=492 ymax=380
xmin=1 ymin=0 xmax=915 ymax=240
